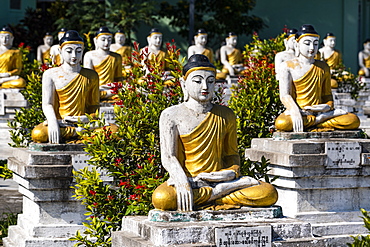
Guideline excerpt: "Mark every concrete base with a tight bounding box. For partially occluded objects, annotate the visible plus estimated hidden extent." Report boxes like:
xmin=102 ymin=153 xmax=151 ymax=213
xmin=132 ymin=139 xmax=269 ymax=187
xmin=3 ymin=145 xmax=89 ymax=247
xmin=243 ymin=133 xmax=370 ymax=244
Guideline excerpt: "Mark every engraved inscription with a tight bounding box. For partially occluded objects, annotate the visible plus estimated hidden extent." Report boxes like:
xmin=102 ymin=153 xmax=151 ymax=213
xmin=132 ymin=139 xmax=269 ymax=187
xmin=100 ymin=106 xmax=115 ymax=124
xmin=72 ymin=154 xmax=113 ymax=182
xmin=325 ymin=142 xmax=361 ymax=169
xmin=216 ymin=226 xmax=271 ymax=247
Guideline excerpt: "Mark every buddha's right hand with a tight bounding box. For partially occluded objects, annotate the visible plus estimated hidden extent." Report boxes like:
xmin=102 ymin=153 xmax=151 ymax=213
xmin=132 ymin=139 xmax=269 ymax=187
xmin=48 ymin=121 xmax=60 ymax=144
xmin=291 ymin=109 xmax=303 ymax=132
xmin=175 ymin=176 xmax=193 ymax=211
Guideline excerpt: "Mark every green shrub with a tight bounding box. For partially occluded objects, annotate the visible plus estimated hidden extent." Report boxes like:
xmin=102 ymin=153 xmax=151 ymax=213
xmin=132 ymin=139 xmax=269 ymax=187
xmin=0 ymin=212 xmax=18 ymax=245
xmin=0 ymin=160 xmax=12 ymax=180
xmin=348 ymin=208 xmax=370 ymax=246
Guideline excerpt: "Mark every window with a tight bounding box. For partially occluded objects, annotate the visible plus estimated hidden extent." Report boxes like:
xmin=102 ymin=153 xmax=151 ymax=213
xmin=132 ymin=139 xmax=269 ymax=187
xmin=10 ymin=0 xmax=21 ymax=10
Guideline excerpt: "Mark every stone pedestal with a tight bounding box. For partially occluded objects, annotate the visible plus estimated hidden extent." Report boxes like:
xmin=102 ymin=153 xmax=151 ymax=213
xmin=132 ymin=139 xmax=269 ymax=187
xmin=3 ymin=144 xmax=89 ymax=247
xmin=0 ymin=88 xmax=27 ymax=160
xmin=244 ymin=131 xmax=370 ymax=242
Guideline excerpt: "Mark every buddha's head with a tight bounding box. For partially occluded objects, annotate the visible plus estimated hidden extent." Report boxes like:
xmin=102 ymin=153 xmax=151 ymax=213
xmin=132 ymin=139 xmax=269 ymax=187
xmin=44 ymin=32 xmax=54 ymax=47
xmin=284 ymin=28 xmax=298 ymax=51
xmin=59 ymin=30 xmax=84 ymax=66
xmin=57 ymin=28 xmax=67 ymax=41
xmin=225 ymin=32 xmax=237 ymax=47
xmin=94 ymin=26 xmax=112 ymax=51
xmin=295 ymin=24 xmax=320 ymax=59
xmin=194 ymin=29 xmax=208 ymax=47
xmin=181 ymin=54 xmax=216 ymax=102
xmin=363 ymin=39 xmax=370 ymax=51
xmin=323 ymin=33 xmax=336 ymax=49
xmin=0 ymin=26 xmax=14 ymax=48
xmin=114 ymin=30 xmax=126 ymax=45
xmin=147 ymin=28 xmax=162 ymax=49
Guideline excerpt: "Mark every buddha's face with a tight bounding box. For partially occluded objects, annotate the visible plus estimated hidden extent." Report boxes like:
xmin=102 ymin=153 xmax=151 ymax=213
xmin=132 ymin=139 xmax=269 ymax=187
xmin=148 ymin=34 xmax=162 ymax=48
xmin=60 ymin=43 xmax=83 ymax=66
xmin=226 ymin=36 xmax=237 ymax=47
xmin=185 ymin=69 xmax=215 ymax=102
xmin=324 ymin=37 xmax=336 ymax=48
xmin=58 ymin=32 xmax=65 ymax=41
xmin=96 ymin=34 xmax=112 ymax=51
xmin=364 ymin=42 xmax=370 ymax=51
xmin=195 ymin=34 xmax=207 ymax=46
xmin=115 ymin=33 xmax=126 ymax=45
xmin=44 ymin=36 xmax=53 ymax=46
xmin=0 ymin=33 xmax=13 ymax=47
xmin=297 ymin=35 xmax=319 ymax=59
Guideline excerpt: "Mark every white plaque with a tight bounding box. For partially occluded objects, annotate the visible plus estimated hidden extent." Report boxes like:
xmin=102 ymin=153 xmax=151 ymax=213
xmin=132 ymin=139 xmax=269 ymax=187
xmin=215 ymin=226 xmax=271 ymax=247
xmin=72 ymin=154 xmax=113 ymax=182
xmin=0 ymin=90 xmax=4 ymax=115
xmin=100 ymin=106 xmax=115 ymax=124
xmin=325 ymin=142 xmax=361 ymax=169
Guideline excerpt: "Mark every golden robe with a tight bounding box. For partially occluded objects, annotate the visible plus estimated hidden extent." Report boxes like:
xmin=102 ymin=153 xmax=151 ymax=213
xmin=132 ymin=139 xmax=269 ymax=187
xmin=32 ymin=68 xmax=100 ymax=143
xmin=275 ymin=60 xmax=360 ymax=131
xmin=53 ymin=54 xmax=61 ymax=65
xmin=115 ymin=46 xmax=132 ymax=65
xmin=0 ymin=48 xmax=26 ymax=88
xmin=219 ymin=48 xmax=244 ymax=78
xmin=152 ymin=105 xmax=278 ymax=210
xmin=324 ymin=50 xmax=342 ymax=70
xmin=93 ymin=52 xmax=123 ymax=86
xmin=143 ymin=49 xmax=168 ymax=71
xmin=202 ymin=48 xmax=214 ymax=63
xmin=42 ymin=48 xmax=51 ymax=64
xmin=358 ymin=55 xmax=370 ymax=76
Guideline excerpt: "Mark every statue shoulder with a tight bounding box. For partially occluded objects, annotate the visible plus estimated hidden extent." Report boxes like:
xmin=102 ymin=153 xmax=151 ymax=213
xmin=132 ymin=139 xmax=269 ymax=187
xmin=213 ymin=104 xmax=236 ymax=121
xmin=109 ymin=51 xmax=121 ymax=58
xmin=314 ymin=60 xmax=330 ymax=72
xmin=80 ymin=67 xmax=99 ymax=80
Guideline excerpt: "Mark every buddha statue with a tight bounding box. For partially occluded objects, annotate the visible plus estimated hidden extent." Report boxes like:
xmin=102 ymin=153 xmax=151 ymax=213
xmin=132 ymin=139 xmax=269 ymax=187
xmin=37 ymin=32 xmax=53 ymax=64
xmin=152 ymin=54 xmax=278 ymax=211
xmin=274 ymin=24 xmax=360 ymax=132
xmin=274 ymin=28 xmax=297 ymax=80
xmin=187 ymin=29 xmax=214 ymax=63
xmin=319 ymin=33 xmax=342 ymax=88
xmin=140 ymin=28 xmax=174 ymax=84
xmin=110 ymin=30 xmax=132 ymax=66
xmin=49 ymin=28 xmax=67 ymax=65
xmin=31 ymin=30 xmax=100 ymax=144
xmin=83 ymin=26 xmax=123 ymax=100
xmin=358 ymin=39 xmax=370 ymax=77
xmin=217 ymin=32 xmax=245 ymax=80
xmin=0 ymin=26 xmax=26 ymax=88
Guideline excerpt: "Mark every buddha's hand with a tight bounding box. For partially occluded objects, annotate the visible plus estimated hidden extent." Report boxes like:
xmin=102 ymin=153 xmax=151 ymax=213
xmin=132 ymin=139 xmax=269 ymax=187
xmin=48 ymin=120 xmax=60 ymax=144
xmin=195 ymin=170 xmax=236 ymax=182
xmin=304 ymin=104 xmax=331 ymax=113
xmin=63 ymin=115 xmax=89 ymax=123
xmin=291 ymin=108 xmax=304 ymax=132
xmin=0 ymin=73 xmax=10 ymax=78
xmin=365 ymin=68 xmax=370 ymax=77
xmin=174 ymin=175 xmax=193 ymax=211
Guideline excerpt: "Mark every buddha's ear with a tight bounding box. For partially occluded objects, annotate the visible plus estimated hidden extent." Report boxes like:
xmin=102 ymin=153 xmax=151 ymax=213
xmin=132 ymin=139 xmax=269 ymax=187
xmin=180 ymin=77 xmax=189 ymax=102
xmin=294 ymin=41 xmax=299 ymax=57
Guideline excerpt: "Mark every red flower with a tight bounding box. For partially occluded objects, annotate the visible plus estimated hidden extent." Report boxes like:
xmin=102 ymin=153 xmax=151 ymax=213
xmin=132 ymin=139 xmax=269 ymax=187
xmin=107 ymin=195 xmax=114 ymax=201
xmin=18 ymin=42 xmax=24 ymax=48
xmin=89 ymin=190 xmax=97 ymax=196
xmin=135 ymin=185 xmax=145 ymax=190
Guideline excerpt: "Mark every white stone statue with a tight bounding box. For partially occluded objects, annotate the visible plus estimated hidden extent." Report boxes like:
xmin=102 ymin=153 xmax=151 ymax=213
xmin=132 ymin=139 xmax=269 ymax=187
xmin=110 ymin=30 xmax=132 ymax=77
xmin=217 ymin=32 xmax=245 ymax=80
xmin=152 ymin=54 xmax=278 ymax=211
xmin=83 ymin=26 xmax=122 ymax=100
xmin=187 ymin=29 xmax=214 ymax=63
xmin=275 ymin=24 xmax=359 ymax=133
xmin=32 ymin=30 xmax=100 ymax=144
xmin=274 ymin=28 xmax=297 ymax=80
xmin=37 ymin=32 xmax=53 ymax=64
xmin=358 ymin=38 xmax=370 ymax=77
xmin=0 ymin=26 xmax=26 ymax=88
xmin=49 ymin=28 xmax=67 ymax=65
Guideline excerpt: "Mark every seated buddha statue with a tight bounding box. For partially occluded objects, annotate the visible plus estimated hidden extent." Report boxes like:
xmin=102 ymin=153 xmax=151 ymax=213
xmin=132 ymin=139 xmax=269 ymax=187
xmin=274 ymin=28 xmax=297 ymax=81
xmin=31 ymin=30 xmax=100 ymax=144
xmin=110 ymin=30 xmax=132 ymax=66
xmin=0 ymin=27 xmax=26 ymax=88
xmin=140 ymin=28 xmax=174 ymax=85
xmin=319 ymin=33 xmax=342 ymax=88
xmin=152 ymin=54 xmax=278 ymax=211
xmin=217 ymin=32 xmax=245 ymax=80
xmin=275 ymin=24 xmax=360 ymax=132
xmin=187 ymin=29 xmax=214 ymax=63
xmin=49 ymin=28 xmax=67 ymax=65
xmin=358 ymin=39 xmax=370 ymax=77
xmin=83 ymin=26 xmax=123 ymax=100
xmin=37 ymin=32 xmax=53 ymax=65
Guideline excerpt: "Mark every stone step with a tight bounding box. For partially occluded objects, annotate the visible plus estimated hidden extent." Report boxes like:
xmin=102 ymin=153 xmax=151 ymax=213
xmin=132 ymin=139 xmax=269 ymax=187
xmin=312 ymin=222 xmax=367 ymax=236
xmin=272 ymin=234 xmax=355 ymax=247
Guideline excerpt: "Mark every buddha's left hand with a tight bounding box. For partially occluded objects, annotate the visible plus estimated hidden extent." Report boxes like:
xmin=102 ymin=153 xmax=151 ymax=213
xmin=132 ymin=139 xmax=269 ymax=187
xmin=304 ymin=104 xmax=331 ymax=113
xmin=195 ymin=170 xmax=235 ymax=182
